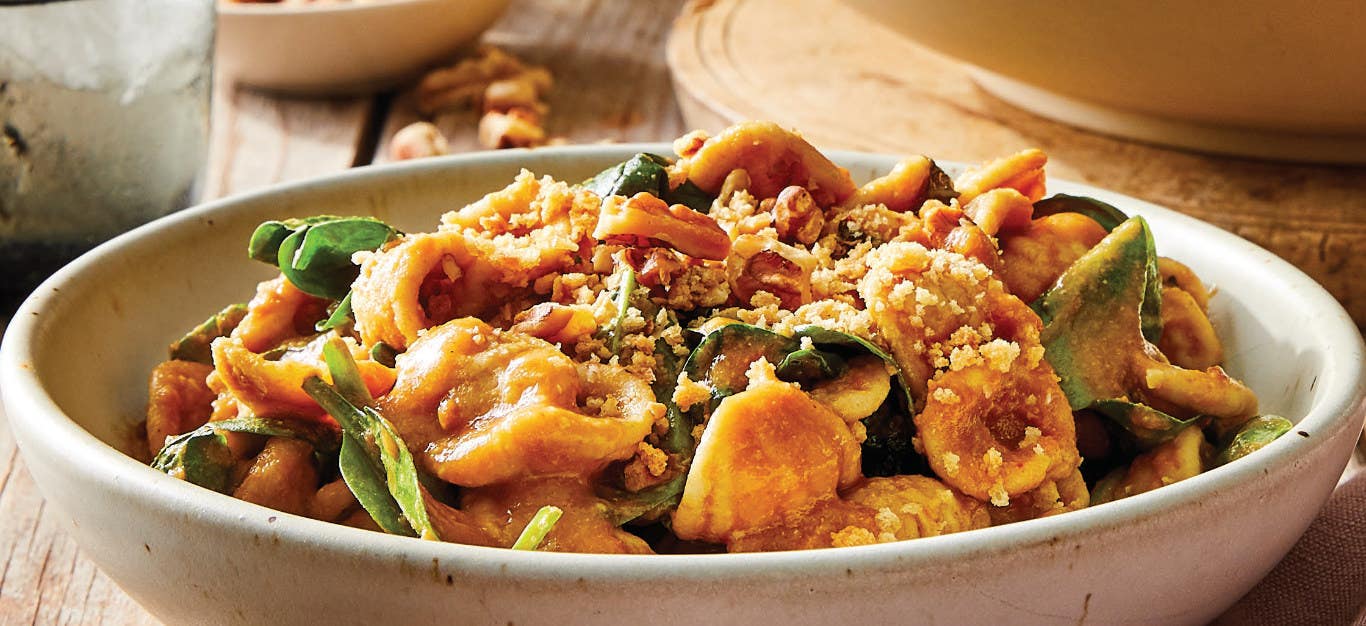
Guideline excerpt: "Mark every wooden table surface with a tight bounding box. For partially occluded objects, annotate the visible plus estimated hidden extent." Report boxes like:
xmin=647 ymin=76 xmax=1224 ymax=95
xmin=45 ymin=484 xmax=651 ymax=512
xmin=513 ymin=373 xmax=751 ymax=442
xmin=0 ymin=0 xmax=1360 ymax=623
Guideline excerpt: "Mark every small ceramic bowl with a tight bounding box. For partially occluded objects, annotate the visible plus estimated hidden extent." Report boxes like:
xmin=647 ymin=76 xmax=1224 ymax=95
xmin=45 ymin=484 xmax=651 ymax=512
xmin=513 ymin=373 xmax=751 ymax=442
xmin=841 ymin=0 xmax=1366 ymax=163
xmin=3 ymin=146 xmax=1363 ymax=625
xmin=217 ymin=0 xmax=510 ymax=94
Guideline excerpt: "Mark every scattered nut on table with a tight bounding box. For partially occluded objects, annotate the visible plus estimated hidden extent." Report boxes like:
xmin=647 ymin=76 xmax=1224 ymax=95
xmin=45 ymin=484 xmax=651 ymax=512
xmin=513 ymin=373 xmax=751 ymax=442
xmin=388 ymin=122 xmax=450 ymax=161
xmin=478 ymin=109 xmax=547 ymax=150
xmin=391 ymin=45 xmax=556 ymax=156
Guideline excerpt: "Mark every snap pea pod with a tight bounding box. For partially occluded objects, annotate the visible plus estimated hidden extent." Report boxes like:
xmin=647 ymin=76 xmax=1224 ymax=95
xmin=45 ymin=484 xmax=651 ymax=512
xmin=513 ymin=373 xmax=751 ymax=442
xmin=302 ymin=337 xmax=438 ymax=540
xmin=511 ymin=506 xmax=564 ymax=551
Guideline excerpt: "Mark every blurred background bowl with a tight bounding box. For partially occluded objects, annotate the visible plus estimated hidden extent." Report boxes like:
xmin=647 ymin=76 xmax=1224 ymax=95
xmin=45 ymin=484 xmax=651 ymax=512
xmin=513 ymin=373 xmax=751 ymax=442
xmin=841 ymin=0 xmax=1366 ymax=163
xmin=217 ymin=0 xmax=510 ymax=95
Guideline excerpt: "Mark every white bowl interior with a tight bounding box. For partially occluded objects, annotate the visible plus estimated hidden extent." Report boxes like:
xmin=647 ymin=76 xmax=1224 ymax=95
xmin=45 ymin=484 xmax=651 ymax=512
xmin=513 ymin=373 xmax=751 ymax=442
xmin=4 ymin=146 xmax=1363 ymax=625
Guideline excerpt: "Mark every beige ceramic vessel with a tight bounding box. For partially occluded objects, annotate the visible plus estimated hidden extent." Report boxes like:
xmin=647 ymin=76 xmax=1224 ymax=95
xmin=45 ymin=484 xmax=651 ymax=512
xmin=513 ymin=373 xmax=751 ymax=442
xmin=842 ymin=0 xmax=1366 ymax=163
xmin=217 ymin=0 xmax=510 ymax=94
xmin=2 ymin=146 xmax=1363 ymax=625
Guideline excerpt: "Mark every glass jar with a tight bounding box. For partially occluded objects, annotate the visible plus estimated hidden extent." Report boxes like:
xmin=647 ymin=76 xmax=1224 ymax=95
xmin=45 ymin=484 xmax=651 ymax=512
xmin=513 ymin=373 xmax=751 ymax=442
xmin=0 ymin=0 xmax=215 ymax=314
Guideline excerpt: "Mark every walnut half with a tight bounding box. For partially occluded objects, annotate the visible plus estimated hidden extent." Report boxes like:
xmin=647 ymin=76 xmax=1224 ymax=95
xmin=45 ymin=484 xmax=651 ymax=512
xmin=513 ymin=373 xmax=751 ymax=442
xmin=726 ymin=234 xmax=816 ymax=310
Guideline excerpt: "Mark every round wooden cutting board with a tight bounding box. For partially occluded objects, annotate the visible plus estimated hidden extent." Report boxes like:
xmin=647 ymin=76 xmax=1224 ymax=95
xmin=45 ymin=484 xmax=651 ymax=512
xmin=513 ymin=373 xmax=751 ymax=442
xmin=668 ymin=0 xmax=1366 ymax=326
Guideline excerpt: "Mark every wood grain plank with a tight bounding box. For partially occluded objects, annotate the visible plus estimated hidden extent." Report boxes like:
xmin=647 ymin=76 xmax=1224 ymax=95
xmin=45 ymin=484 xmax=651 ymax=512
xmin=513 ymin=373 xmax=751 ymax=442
xmin=202 ymin=76 xmax=376 ymax=200
xmin=0 ymin=389 xmax=158 ymax=626
xmin=375 ymin=0 xmax=689 ymax=163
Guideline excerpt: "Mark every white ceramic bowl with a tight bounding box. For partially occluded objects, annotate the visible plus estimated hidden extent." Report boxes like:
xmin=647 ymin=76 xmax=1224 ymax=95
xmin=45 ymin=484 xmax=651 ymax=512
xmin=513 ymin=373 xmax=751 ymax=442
xmin=3 ymin=146 xmax=1364 ymax=625
xmin=841 ymin=0 xmax=1366 ymax=163
xmin=217 ymin=0 xmax=510 ymax=94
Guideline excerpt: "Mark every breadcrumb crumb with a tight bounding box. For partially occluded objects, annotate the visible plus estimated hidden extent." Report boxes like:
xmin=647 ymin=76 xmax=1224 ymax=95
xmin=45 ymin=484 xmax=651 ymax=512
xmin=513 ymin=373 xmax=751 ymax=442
xmin=941 ymin=452 xmax=961 ymax=477
xmin=989 ymin=482 xmax=1010 ymax=507
xmin=983 ymin=447 xmax=1004 ymax=474
xmin=831 ymin=526 xmax=878 ymax=548
xmin=930 ymin=386 xmax=960 ymax=404
xmin=673 ymin=371 xmax=713 ymax=412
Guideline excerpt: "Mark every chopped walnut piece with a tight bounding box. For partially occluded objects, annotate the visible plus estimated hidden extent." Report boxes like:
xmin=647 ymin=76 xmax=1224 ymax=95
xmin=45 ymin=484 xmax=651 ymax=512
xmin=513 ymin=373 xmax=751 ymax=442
xmin=917 ymin=201 xmax=1003 ymax=275
xmin=625 ymin=247 xmax=686 ymax=288
xmin=415 ymin=46 xmax=528 ymax=115
xmin=484 ymin=78 xmax=543 ymax=114
xmin=726 ymin=234 xmax=816 ymax=310
xmin=409 ymin=45 xmax=556 ymax=152
xmin=673 ymin=130 xmax=709 ymax=159
xmin=389 ymin=121 xmax=450 ymax=161
xmin=478 ymin=109 xmax=547 ymax=149
xmin=771 ymin=185 xmax=824 ymax=245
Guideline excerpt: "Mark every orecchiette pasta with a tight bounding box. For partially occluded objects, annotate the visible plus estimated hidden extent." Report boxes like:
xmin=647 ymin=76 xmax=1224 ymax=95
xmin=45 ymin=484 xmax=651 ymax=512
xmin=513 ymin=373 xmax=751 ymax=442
xmin=145 ymin=121 xmax=1279 ymax=554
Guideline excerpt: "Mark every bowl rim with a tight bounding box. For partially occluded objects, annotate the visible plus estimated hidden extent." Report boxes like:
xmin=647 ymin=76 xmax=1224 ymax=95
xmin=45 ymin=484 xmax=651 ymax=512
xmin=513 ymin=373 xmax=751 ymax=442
xmin=3 ymin=143 xmax=1364 ymax=581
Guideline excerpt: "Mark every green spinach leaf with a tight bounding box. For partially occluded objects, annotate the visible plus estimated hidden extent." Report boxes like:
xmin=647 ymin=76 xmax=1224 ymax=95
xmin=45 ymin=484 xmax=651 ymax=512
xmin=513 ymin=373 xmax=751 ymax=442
xmin=315 ymin=292 xmax=354 ymax=333
xmin=680 ymin=322 xmax=921 ymax=477
xmin=1034 ymin=217 xmax=1184 ymax=446
xmin=596 ymin=265 xmax=697 ymax=523
xmin=789 ymin=325 xmax=918 ymax=476
xmin=682 ymin=323 xmax=797 ymax=401
xmin=249 ymin=216 xmax=399 ymax=301
xmin=924 ymin=160 xmax=958 ymax=204
xmin=586 ymin=153 xmax=669 ymax=200
xmin=585 ymin=153 xmax=715 ymax=214
xmin=858 ymin=396 xmax=922 ymax=477
xmin=1092 ymin=400 xmax=1200 ymax=449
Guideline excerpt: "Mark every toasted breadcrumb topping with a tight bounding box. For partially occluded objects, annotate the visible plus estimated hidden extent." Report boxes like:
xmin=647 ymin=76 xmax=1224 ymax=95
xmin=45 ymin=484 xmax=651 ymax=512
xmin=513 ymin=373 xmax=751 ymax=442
xmin=709 ymin=189 xmax=774 ymax=239
xmin=983 ymin=447 xmax=1004 ymax=474
xmin=622 ymin=441 xmax=672 ymax=492
xmin=875 ymin=507 xmax=903 ymax=535
xmin=941 ymin=452 xmax=961 ymax=477
xmin=979 ymin=340 xmax=1021 ymax=373
xmin=673 ymin=371 xmax=713 ymax=412
xmin=931 ymin=386 xmax=960 ymax=404
xmin=772 ymin=300 xmax=877 ymax=342
xmin=831 ymin=526 xmax=878 ymax=548
xmin=988 ymin=483 xmax=1010 ymax=507
xmin=745 ymin=357 xmax=794 ymax=390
